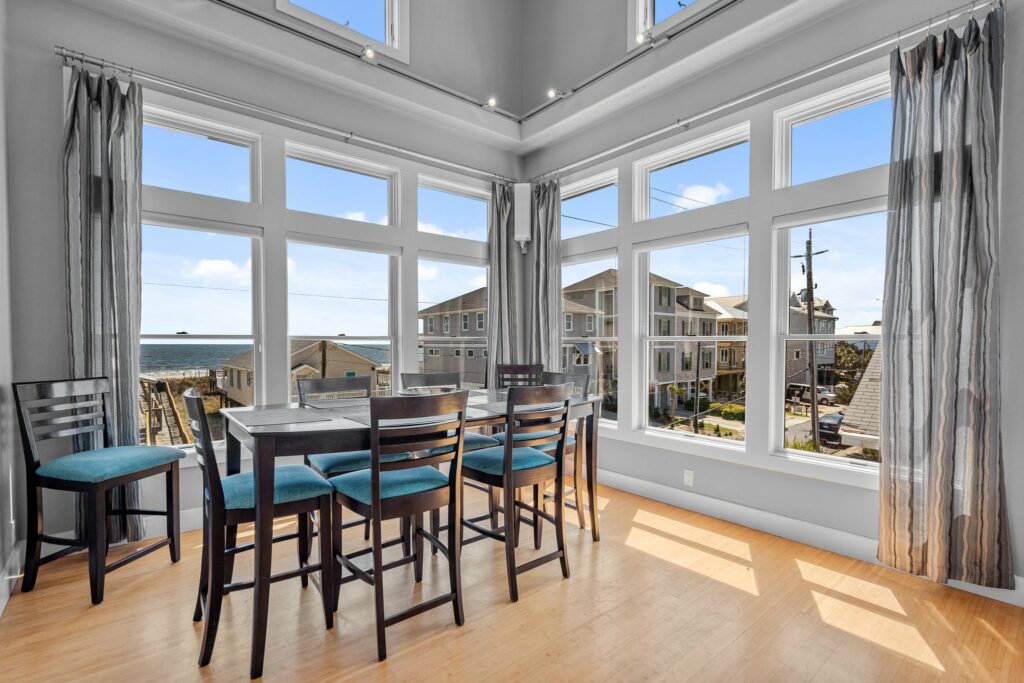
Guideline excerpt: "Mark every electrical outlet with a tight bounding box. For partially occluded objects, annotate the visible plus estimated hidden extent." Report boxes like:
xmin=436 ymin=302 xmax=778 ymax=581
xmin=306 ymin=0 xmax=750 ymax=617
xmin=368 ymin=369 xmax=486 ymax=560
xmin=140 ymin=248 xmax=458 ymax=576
xmin=683 ymin=468 xmax=694 ymax=487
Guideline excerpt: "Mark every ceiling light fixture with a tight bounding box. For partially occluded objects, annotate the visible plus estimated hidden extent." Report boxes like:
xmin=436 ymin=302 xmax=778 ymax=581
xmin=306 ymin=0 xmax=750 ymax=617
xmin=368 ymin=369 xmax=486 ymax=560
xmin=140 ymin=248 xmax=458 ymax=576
xmin=484 ymin=96 xmax=497 ymax=110
xmin=547 ymin=88 xmax=566 ymax=100
xmin=636 ymin=31 xmax=655 ymax=46
xmin=361 ymin=45 xmax=376 ymax=61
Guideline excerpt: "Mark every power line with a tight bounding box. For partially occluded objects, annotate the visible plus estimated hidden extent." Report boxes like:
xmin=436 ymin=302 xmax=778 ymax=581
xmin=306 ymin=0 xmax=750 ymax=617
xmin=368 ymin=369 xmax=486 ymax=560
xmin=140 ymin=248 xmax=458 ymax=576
xmin=561 ymin=213 xmax=617 ymax=229
xmin=651 ymin=185 xmax=713 ymax=207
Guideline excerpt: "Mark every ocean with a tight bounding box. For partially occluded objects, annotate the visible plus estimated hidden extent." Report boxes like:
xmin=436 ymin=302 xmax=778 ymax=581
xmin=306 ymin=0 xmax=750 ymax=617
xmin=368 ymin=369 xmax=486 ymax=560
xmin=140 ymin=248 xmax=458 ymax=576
xmin=140 ymin=343 xmax=250 ymax=375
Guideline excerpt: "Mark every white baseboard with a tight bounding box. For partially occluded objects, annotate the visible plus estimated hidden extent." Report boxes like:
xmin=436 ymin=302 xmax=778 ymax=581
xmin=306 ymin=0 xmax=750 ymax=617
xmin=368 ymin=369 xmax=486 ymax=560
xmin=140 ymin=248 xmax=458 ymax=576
xmin=598 ymin=468 xmax=1024 ymax=607
xmin=0 ymin=539 xmax=26 ymax=619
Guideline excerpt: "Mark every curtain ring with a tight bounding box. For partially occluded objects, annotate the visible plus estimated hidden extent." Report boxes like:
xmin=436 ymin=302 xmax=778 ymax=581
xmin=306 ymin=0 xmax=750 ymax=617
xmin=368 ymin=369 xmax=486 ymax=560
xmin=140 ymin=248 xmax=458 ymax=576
xmin=945 ymin=11 xmax=951 ymax=32
xmin=970 ymin=1 xmax=976 ymax=19
xmin=895 ymin=29 xmax=901 ymax=50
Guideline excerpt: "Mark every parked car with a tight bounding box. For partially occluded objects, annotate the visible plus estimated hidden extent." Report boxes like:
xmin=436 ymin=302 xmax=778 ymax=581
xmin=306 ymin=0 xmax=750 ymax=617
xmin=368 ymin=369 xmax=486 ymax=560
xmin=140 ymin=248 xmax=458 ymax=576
xmin=818 ymin=411 xmax=844 ymax=444
xmin=786 ymin=383 xmax=837 ymax=405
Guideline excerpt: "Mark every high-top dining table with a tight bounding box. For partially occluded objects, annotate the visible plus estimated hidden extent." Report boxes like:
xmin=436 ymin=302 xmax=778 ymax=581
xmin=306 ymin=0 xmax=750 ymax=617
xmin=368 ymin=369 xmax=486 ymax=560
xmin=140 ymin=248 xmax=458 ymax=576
xmin=220 ymin=388 xmax=602 ymax=678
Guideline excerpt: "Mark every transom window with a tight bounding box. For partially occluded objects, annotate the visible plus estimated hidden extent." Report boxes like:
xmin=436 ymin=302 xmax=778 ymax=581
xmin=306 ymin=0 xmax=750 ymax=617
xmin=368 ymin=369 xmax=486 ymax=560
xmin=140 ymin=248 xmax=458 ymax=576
xmin=142 ymin=119 xmax=253 ymax=202
xmin=276 ymin=0 xmax=411 ymax=63
xmin=561 ymin=177 xmax=618 ymax=239
xmin=286 ymin=154 xmax=391 ymax=225
xmin=418 ymin=183 xmax=488 ymax=241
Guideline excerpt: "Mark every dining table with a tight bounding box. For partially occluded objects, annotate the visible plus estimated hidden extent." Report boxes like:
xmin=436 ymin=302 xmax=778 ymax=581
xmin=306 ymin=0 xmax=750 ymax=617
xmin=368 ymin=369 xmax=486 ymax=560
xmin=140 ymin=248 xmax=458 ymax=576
xmin=220 ymin=387 xmax=603 ymax=678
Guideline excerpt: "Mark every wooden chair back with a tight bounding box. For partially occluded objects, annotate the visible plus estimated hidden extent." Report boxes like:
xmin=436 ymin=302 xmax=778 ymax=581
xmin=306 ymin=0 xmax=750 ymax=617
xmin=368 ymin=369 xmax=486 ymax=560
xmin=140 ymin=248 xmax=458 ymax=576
xmin=495 ymin=363 xmax=543 ymax=388
xmin=400 ymin=372 xmax=461 ymax=389
xmin=297 ymin=375 xmax=372 ymax=401
xmin=14 ymin=377 xmax=115 ymax=473
xmin=182 ymin=388 xmax=225 ymax=509
xmin=369 ymin=391 xmax=469 ymax=475
xmin=502 ymin=383 xmax=573 ymax=462
xmin=542 ymin=371 xmax=591 ymax=397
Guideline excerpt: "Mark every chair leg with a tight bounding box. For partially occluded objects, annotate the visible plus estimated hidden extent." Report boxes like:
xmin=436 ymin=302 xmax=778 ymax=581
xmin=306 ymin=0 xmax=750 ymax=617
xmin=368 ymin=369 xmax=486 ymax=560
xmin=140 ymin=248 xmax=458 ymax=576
xmin=488 ymin=486 xmax=499 ymax=528
xmin=198 ymin=510 xmax=226 ymax=667
xmin=572 ymin=445 xmax=586 ymax=529
xmin=86 ymin=488 xmax=107 ymax=605
xmin=317 ymin=496 xmax=334 ymax=629
xmin=533 ymin=484 xmax=543 ymax=550
xmin=118 ymin=484 xmax=129 ymax=545
xmin=413 ymin=512 xmax=424 ymax=583
xmin=298 ymin=513 xmax=310 ymax=588
xmin=192 ymin=506 xmax=210 ymax=622
xmin=430 ymin=508 xmax=440 ymax=556
xmin=503 ymin=483 xmax=519 ymax=602
xmin=400 ymin=516 xmax=411 ymax=558
xmin=363 ymin=517 xmax=370 ymax=540
xmin=331 ymin=499 xmax=344 ymax=613
xmin=513 ymin=488 xmax=522 ymax=548
xmin=371 ymin=513 xmax=388 ymax=661
xmin=104 ymin=489 xmax=113 ymax=555
xmin=448 ymin=485 xmax=464 ymax=626
xmin=166 ymin=463 xmax=181 ymax=563
xmin=555 ymin=476 xmax=570 ymax=580
xmin=20 ymin=485 xmax=43 ymax=593
xmin=223 ymin=525 xmax=238 ymax=584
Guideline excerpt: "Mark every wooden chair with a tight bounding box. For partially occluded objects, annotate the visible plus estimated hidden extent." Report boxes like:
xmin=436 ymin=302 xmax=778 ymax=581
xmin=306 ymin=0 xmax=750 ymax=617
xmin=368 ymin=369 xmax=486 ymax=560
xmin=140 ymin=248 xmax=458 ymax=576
xmin=495 ymin=363 xmax=544 ymax=388
xmin=331 ymin=391 xmax=470 ymax=661
xmin=13 ymin=377 xmax=184 ymax=605
xmin=297 ymin=376 xmax=414 ymax=543
xmin=183 ymin=389 xmax=334 ymax=668
xmin=401 ymin=371 xmax=498 ymax=553
xmin=461 ymin=383 xmax=573 ymax=602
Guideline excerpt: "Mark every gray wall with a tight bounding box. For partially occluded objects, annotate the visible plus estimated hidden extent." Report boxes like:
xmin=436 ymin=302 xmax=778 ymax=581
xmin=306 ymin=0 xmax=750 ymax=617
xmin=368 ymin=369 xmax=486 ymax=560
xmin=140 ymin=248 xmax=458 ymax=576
xmin=0 ymin=0 xmax=20 ymax=604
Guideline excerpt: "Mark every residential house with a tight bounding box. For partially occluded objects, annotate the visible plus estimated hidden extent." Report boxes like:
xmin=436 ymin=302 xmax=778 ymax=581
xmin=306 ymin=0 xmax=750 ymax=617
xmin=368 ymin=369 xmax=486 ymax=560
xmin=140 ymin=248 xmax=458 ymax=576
xmin=417 ymin=287 xmax=489 ymax=387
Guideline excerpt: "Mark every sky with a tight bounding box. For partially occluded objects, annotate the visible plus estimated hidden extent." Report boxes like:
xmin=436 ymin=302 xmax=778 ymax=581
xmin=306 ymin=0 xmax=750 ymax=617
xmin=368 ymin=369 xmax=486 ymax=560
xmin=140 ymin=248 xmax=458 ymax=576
xmin=288 ymin=0 xmax=386 ymax=43
xmin=140 ymin=92 xmax=891 ymax=342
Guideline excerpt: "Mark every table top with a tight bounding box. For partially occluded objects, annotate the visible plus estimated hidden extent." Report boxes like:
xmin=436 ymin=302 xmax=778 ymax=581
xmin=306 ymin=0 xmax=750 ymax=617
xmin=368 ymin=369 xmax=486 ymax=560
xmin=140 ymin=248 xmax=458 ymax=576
xmin=221 ymin=388 xmax=601 ymax=437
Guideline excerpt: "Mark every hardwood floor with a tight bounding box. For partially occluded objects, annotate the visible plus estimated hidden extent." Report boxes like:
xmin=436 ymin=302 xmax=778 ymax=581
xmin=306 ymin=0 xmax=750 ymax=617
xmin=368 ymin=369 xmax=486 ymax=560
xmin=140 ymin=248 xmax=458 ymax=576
xmin=0 ymin=483 xmax=1021 ymax=682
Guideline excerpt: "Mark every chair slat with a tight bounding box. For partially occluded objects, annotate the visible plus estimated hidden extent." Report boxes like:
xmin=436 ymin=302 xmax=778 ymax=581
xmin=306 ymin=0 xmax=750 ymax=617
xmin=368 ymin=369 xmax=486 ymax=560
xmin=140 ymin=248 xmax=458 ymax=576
xmin=27 ymin=399 xmax=105 ymax=417
xmin=34 ymin=423 xmax=105 ymax=441
xmin=31 ymin=410 xmax=104 ymax=428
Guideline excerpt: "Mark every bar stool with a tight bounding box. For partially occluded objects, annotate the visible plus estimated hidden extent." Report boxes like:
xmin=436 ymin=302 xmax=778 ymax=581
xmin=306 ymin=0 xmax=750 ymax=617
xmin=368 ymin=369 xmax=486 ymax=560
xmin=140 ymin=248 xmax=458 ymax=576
xmin=182 ymin=389 xmax=334 ymax=669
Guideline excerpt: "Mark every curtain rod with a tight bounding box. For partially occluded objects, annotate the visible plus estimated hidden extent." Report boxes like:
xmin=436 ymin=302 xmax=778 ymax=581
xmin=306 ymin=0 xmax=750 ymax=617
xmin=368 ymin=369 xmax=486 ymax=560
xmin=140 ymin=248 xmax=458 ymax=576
xmin=54 ymin=46 xmax=515 ymax=184
xmin=530 ymin=0 xmax=1003 ymax=183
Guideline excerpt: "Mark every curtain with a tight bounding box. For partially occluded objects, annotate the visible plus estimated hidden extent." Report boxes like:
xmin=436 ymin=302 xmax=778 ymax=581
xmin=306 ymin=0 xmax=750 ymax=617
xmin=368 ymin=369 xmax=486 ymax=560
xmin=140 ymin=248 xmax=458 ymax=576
xmin=486 ymin=182 xmax=519 ymax=389
xmin=878 ymin=8 xmax=1012 ymax=588
xmin=525 ymin=180 xmax=562 ymax=370
xmin=64 ymin=67 xmax=145 ymax=542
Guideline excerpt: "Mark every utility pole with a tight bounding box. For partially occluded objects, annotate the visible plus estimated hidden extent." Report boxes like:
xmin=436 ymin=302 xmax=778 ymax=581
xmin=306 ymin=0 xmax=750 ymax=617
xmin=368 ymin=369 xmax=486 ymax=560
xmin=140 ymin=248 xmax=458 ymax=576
xmin=793 ymin=228 xmax=828 ymax=450
xmin=692 ymin=340 xmax=702 ymax=434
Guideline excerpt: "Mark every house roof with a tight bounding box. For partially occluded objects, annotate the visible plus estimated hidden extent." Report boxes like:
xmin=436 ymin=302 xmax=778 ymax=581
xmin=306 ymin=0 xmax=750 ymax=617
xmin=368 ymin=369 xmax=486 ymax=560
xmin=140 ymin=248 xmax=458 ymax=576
xmin=707 ymin=297 xmax=748 ymax=320
xmin=417 ymin=287 xmax=486 ymax=316
xmin=223 ymin=340 xmax=389 ymax=372
xmin=563 ymin=299 xmax=602 ymax=315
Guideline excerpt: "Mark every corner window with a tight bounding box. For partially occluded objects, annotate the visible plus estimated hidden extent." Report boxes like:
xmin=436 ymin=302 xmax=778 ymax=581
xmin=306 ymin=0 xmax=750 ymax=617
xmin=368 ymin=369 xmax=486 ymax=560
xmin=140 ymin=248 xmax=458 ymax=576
xmin=561 ymin=177 xmax=618 ymax=239
xmin=562 ymin=256 xmax=618 ymax=421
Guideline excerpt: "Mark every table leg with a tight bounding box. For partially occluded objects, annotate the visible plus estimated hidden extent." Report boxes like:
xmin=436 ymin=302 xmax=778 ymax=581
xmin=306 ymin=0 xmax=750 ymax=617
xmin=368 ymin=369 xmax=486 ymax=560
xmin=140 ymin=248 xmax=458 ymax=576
xmin=250 ymin=436 xmax=276 ymax=679
xmin=585 ymin=413 xmax=600 ymax=542
xmin=225 ymin=430 xmax=242 ymax=582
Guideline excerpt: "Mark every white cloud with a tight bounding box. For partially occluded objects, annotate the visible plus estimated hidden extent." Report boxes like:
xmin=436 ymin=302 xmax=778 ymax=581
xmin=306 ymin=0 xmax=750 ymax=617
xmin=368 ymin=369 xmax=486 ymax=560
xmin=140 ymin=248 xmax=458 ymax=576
xmin=183 ymin=258 xmax=251 ymax=284
xmin=470 ymin=275 xmax=487 ymax=289
xmin=418 ymin=263 xmax=439 ymax=280
xmin=692 ymin=281 xmax=730 ymax=298
xmin=341 ymin=210 xmax=367 ymax=222
xmin=675 ymin=182 xmax=731 ymax=209
xmin=418 ymin=221 xmax=446 ymax=236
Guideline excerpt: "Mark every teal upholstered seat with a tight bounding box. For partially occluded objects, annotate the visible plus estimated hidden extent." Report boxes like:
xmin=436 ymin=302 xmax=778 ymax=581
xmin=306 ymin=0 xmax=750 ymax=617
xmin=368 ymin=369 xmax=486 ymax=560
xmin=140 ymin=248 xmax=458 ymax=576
xmin=36 ymin=445 xmax=185 ymax=484
xmin=308 ymin=449 xmax=413 ymax=476
xmin=220 ymin=464 xmax=333 ymax=510
xmin=493 ymin=430 xmax=575 ymax=451
xmin=428 ymin=430 xmax=499 ymax=455
xmin=330 ymin=466 xmax=449 ymax=506
xmin=462 ymin=446 xmax=555 ymax=476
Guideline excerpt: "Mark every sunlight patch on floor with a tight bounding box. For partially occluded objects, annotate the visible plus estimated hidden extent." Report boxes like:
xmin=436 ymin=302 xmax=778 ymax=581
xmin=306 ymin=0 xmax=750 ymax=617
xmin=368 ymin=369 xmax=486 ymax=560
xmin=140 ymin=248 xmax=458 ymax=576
xmin=810 ymin=590 xmax=944 ymax=670
xmin=624 ymin=525 xmax=758 ymax=595
xmin=977 ymin=617 xmax=1020 ymax=655
xmin=632 ymin=508 xmax=752 ymax=561
xmin=796 ymin=559 xmax=905 ymax=614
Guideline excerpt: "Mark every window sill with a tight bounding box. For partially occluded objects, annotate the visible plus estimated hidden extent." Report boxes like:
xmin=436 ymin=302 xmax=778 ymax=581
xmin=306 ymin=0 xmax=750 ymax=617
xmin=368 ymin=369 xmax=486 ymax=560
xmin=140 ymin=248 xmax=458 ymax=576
xmin=598 ymin=425 xmax=879 ymax=490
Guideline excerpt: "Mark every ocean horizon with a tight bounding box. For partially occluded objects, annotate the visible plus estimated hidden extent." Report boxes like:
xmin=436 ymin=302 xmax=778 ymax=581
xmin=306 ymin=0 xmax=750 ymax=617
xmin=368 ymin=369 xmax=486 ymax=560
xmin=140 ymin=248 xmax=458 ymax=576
xmin=140 ymin=343 xmax=250 ymax=375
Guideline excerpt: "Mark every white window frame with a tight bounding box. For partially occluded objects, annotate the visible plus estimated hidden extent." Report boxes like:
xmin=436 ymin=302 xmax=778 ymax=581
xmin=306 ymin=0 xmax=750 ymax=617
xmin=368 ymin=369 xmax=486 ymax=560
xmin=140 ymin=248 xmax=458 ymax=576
xmin=773 ymin=72 xmax=890 ymax=189
xmin=560 ymin=169 xmax=619 ymax=241
xmin=418 ymin=176 xmax=491 ymax=243
xmin=586 ymin=314 xmax=595 ymax=333
xmin=634 ymin=121 xmax=750 ymax=223
xmin=275 ymin=0 xmax=411 ymax=64
xmin=427 ymin=316 xmax=434 ymax=334
xmin=629 ymin=0 xmax=739 ymax=52
xmin=462 ymin=313 xmax=469 ymax=331
xmin=564 ymin=313 xmax=573 ymax=332
xmin=476 ymin=312 xmax=485 ymax=330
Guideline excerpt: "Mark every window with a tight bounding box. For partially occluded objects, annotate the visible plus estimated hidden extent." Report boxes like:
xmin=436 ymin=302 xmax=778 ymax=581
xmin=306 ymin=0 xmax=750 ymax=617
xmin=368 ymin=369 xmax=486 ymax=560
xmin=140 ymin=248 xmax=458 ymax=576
xmin=645 ymin=128 xmax=750 ymax=220
xmin=657 ymin=287 xmax=671 ymax=307
xmin=633 ymin=0 xmax=723 ymax=48
xmin=140 ymin=224 xmax=256 ymax=444
xmin=427 ymin=317 xmax=435 ymax=334
xmin=562 ymin=256 xmax=619 ymax=421
xmin=643 ymin=233 xmax=748 ymax=443
xmin=286 ymin=155 xmax=390 ymax=225
xmin=561 ymin=181 xmax=618 ymax=239
xmin=418 ymin=259 xmax=488 ymax=387
xmin=142 ymin=122 xmax=252 ymax=202
xmin=779 ymin=212 xmax=884 ymax=463
xmin=658 ymin=319 xmax=671 ymax=336
xmin=564 ymin=314 xmax=573 ymax=332
xmin=791 ymin=98 xmax=891 ymax=185
xmin=287 ymin=241 xmax=392 ymax=399
xmin=418 ymin=184 xmax=488 ymax=241
xmin=467 ymin=349 xmax=475 ymax=358
xmin=276 ymin=0 xmax=410 ymax=63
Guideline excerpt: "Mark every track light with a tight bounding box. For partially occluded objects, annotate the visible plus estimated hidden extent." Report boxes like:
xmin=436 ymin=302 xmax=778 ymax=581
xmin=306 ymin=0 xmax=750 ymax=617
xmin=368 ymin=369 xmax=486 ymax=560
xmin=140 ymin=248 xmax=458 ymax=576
xmin=484 ymin=96 xmax=497 ymax=110
xmin=361 ymin=45 xmax=376 ymax=61
xmin=547 ymin=88 xmax=566 ymax=100
xmin=636 ymin=31 xmax=655 ymax=46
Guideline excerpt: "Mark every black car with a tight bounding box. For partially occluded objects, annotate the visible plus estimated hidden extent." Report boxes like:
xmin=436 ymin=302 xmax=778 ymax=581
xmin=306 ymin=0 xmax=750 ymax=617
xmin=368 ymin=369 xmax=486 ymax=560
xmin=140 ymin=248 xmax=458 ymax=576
xmin=819 ymin=412 xmax=844 ymax=444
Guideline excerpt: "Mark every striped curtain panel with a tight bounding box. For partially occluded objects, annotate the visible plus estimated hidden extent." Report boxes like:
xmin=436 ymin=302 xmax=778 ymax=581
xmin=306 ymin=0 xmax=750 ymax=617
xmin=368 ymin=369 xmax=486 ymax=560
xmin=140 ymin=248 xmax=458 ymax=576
xmin=486 ymin=183 xmax=520 ymax=389
xmin=526 ymin=180 xmax=562 ymax=370
xmin=63 ymin=67 xmax=145 ymax=542
xmin=879 ymin=8 xmax=1012 ymax=588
